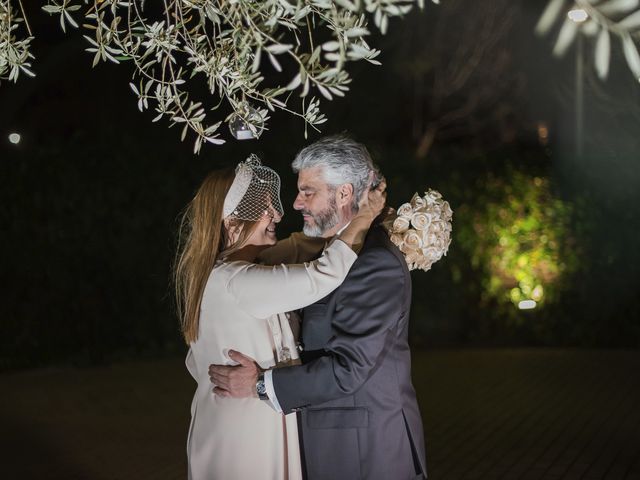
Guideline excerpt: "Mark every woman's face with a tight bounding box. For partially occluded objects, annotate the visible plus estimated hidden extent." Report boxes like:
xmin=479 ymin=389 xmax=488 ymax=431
xmin=242 ymin=205 xmax=283 ymax=247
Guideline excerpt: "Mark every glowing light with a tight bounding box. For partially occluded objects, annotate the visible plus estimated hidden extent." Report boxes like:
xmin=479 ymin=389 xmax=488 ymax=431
xmin=8 ymin=133 xmax=21 ymax=144
xmin=518 ymin=300 xmax=537 ymax=310
xmin=228 ymin=104 xmax=264 ymax=140
xmin=531 ymin=285 xmax=544 ymax=302
xmin=537 ymin=122 xmax=549 ymax=146
xmin=567 ymin=9 xmax=588 ymax=23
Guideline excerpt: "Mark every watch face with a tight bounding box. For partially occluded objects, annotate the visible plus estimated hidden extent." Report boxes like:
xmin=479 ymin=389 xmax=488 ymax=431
xmin=257 ymin=380 xmax=267 ymax=396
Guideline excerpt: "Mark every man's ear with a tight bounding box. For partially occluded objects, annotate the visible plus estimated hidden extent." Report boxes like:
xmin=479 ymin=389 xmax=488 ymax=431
xmin=336 ymin=183 xmax=354 ymax=208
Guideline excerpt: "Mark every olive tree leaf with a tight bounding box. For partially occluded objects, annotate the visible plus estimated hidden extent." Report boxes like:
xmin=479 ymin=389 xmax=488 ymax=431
xmin=552 ymin=19 xmax=578 ymax=58
xmin=599 ymin=0 xmax=640 ymax=16
xmin=621 ymin=33 xmax=640 ymax=78
xmin=535 ymin=0 xmax=567 ymax=36
xmin=595 ymin=27 xmax=611 ymax=80
xmin=617 ymin=9 xmax=640 ymax=29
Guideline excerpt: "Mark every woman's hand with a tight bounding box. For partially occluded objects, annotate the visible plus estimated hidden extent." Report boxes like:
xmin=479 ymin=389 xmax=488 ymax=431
xmin=355 ymin=173 xmax=387 ymax=224
xmin=336 ymin=171 xmax=388 ymax=251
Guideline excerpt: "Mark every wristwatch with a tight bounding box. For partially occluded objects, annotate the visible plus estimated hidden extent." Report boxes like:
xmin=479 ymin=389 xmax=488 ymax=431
xmin=256 ymin=372 xmax=268 ymax=401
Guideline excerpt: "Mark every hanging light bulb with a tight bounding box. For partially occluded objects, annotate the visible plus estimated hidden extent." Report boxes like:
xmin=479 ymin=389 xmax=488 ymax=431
xmin=567 ymin=9 xmax=588 ymax=23
xmin=228 ymin=103 xmax=264 ymax=140
xmin=518 ymin=300 xmax=537 ymax=310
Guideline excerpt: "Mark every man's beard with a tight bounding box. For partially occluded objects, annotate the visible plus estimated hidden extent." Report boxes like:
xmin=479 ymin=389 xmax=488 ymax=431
xmin=302 ymin=196 xmax=340 ymax=238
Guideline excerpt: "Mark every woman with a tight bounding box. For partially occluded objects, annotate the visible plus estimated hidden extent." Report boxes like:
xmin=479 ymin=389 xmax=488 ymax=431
xmin=174 ymin=155 xmax=384 ymax=480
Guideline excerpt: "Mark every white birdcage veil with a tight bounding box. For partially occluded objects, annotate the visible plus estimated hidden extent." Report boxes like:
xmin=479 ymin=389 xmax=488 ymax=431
xmin=223 ymin=154 xmax=283 ymax=221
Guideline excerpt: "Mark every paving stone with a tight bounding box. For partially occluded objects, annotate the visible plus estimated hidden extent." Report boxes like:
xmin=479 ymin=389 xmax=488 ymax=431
xmin=1 ymin=349 xmax=639 ymax=479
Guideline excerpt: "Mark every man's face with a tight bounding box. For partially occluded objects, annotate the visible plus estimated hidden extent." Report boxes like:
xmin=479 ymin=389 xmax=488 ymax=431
xmin=293 ymin=167 xmax=341 ymax=238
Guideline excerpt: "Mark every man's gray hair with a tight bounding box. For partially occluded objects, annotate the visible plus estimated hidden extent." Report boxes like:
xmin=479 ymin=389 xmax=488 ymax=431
xmin=292 ymin=135 xmax=374 ymax=212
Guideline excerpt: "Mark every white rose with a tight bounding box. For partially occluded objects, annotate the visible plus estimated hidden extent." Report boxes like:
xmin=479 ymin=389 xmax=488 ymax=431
xmin=423 ymin=247 xmax=440 ymax=262
xmin=421 ymin=232 xmax=435 ymax=247
xmin=442 ymin=201 xmax=453 ymax=219
xmin=405 ymin=250 xmax=420 ymax=265
xmin=397 ymin=203 xmax=413 ymax=218
xmin=399 ymin=241 xmax=414 ymax=255
xmin=392 ymin=216 xmax=410 ymax=233
xmin=403 ymin=230 xmax=423 ymax=250
xmin=430 ymin=221 xmax=444 ymax=234
xmin=389 ymin=232 xmax=404 ymax=249
xmin=426 ymin=189 xmax=442 ymax=200
xmin=432 ymin=238 xmax=446 ymax=253
xmin=428 ymin=205 xmax=442 ymax=218
xmin=411 ymin=193 xmax=426 ymax=209
xmin=415 ymin=259 xmax=433 ymax=272
xmin=411 ymin=212 xmax=431 ymax=231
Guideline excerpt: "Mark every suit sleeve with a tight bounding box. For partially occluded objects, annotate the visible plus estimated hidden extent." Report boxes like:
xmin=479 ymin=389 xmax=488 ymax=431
xmin=271 ymin=246 xmax=406 ymax=412
xmin=224 ymin=239 xmax=357 ymax=319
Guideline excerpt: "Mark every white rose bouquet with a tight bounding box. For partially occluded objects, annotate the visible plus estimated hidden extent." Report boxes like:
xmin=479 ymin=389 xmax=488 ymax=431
xmin=384 ymin=189 xmax=453 ymax=272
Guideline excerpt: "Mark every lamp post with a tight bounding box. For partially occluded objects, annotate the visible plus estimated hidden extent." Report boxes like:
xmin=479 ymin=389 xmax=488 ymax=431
xmin=576 ymin=31 xmax=584 ymax=158
xmin=568 ymin=8 xmax=588 ymax=158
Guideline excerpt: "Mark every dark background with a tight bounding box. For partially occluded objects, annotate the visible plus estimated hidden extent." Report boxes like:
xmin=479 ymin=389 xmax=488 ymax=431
xmin=2 ymin=0 xmax=639 ymax=371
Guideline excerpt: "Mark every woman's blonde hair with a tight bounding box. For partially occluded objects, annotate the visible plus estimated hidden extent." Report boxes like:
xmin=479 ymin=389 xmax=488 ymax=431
xmin=174 ymin=168 xmax=259 ymax=344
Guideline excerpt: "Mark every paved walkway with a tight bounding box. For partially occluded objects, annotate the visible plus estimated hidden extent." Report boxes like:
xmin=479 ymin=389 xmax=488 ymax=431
xmin=1 ymin=349 xmax=639 ymax=479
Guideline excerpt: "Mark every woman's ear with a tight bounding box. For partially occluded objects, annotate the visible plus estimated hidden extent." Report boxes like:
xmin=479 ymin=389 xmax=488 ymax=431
xmin=223 ymin=217 xmax=241 ymax=245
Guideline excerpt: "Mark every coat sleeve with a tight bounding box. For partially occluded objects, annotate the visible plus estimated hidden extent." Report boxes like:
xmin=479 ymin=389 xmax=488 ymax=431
xmin=271 ymin=246 xmax=407 ymax=413
xmin=224 ymin=239 xmax=357 ymax=319
xmin=257 ymin=232 xmax=326 ymax=265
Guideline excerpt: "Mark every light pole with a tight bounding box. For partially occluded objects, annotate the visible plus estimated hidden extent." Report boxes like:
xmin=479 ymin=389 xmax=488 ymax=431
xmin=568 ymin=8 xmax=588 ymax=158
xmin=576 ymin=31 xmax=584 ymax=158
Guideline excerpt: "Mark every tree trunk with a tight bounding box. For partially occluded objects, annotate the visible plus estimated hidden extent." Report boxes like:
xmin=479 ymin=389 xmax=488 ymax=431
xmin=415 ymin=123 xmax=439 ymax=160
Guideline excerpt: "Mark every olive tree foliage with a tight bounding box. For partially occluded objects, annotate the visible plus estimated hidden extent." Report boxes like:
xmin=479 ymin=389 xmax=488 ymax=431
xmin=0 ymin=1 xmax=35 ymax=81
xmin=537 ymin=0 xmax=640 ymax=82
xmin=1 ymin=0 xmax=439 ymax=153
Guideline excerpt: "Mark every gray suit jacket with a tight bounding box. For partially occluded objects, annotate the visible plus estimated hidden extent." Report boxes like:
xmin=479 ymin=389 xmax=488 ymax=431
xmin=272 ymin=225 xmax=427 ymax=480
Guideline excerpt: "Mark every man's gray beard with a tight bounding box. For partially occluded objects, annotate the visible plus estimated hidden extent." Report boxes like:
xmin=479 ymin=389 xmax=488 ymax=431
xmin=302 ymin=197 xmax=340 ymax=238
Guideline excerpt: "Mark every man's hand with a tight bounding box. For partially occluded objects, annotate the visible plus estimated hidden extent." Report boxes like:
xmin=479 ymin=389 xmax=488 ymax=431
xmin=208 ymin=350 xmax=261 ymax=398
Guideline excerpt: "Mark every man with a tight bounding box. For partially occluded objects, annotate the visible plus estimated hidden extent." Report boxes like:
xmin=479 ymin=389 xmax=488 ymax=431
xmin=209 ymin=135 xmax=427 ymax=479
